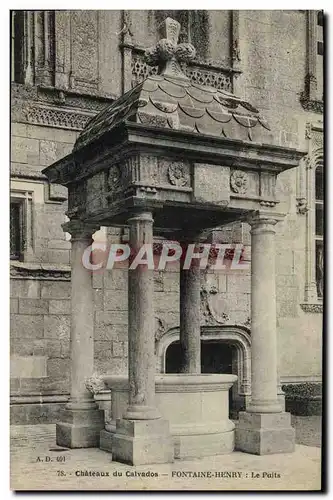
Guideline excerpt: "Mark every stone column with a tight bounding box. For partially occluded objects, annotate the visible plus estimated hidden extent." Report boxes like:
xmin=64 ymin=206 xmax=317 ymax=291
xmin=180 ymin=256 xmax=201 ymax=374
xmin=56 ymin=220 xmax=104 ymax=448
xmin=126 ymin=211 xmax=159 ymax=420
xmin=236 ymin=213 xmax=295 ymax=455
xmin=112 ymin=211 xmax=173 ymax=465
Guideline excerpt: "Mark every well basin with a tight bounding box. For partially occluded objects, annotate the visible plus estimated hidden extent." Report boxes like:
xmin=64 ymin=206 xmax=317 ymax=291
xmin=101 ymin=373 xmax=237 ymax=459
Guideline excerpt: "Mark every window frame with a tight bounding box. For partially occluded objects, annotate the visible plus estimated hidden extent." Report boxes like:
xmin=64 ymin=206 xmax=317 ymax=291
xmin=315 ymin=164 xmax=323 ymax=299
xmin=10 ymin=189 xmax=34 ymax=262
xmin=299 ymin=122 xmax=323 ymax=312
xmin=300 ymin=10 xmax=324 ymax=113
xmin=10 ymin=197 xmax=24 ymax=260
xmin=10 ymin=179 xmax=44 ymax=263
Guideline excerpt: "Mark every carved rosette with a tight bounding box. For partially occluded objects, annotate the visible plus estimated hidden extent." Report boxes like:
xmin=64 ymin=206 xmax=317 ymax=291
xmin=168 ymin=162 xmax=190 ymax=187
xmin=230 ymin=170 xmax=248 ymax=194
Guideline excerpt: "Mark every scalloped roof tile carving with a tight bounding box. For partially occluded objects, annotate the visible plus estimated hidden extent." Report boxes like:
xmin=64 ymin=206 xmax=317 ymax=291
xmin=74 ymin=17 xmax=272 ymax=152
xmin=74 ymin=74 xmax=272 ymax=152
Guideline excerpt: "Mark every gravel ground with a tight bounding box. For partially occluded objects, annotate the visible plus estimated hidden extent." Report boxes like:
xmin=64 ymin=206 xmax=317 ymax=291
xmin=10 ymin=418 xmax=322 ymax=490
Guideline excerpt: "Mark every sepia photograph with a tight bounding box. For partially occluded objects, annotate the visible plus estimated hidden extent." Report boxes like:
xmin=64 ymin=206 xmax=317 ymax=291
xmin=9 ymin=8 xmax=324 ymax=492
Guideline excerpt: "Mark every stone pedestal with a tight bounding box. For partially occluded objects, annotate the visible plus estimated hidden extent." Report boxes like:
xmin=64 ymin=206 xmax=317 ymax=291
xmin=236 ymin=412 xmax=295 ymax=455
xmin=236 ymin=214 xmax=295 ymax=454
xmin=112 ymin=419 xmax=174 ymax=465
xmin=56 ymin=221 xmax=104 ymax=448
xmin=57 ymin=408 xmax=105 ymax=449
xmin=112 ymin=211 xmax=173 ymax=465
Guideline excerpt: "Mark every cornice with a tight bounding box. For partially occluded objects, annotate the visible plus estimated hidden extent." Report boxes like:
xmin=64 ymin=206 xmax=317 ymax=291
xmin=10 ymin=261 xmax=71 ymax=280
xmin=300 ymin=302 xmax=323 ymax=313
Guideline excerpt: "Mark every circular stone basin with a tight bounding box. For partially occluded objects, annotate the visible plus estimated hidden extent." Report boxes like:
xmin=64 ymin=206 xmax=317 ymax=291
xmin=103 ymin=373 xmax=237 ymax=459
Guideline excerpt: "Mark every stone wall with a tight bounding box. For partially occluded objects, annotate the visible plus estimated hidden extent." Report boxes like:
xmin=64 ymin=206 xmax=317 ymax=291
xmin=10 ymin=10 xmax=323 ymax=423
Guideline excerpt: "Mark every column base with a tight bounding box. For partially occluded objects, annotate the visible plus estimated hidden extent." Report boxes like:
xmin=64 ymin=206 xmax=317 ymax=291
xmin=56 ymin=408 xmax=105 ymax=448
xmin=173 ymin=424 xmax=235 ymax=459
xmin=124 ymin=404 xmax=161 ymax=420
xmin=112 ymin=418 xmax=174 ymax=465
xmin=235 ymin=411 xmax=295 ymax=455
xmin=100 ymin=429 xmax=114 ymax=452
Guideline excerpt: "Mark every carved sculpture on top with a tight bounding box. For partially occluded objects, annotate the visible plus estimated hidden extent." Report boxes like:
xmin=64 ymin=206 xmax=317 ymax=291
xmin=74 ymin=17 xmax=272 ymax=153
xmin=144 ymin=18 xmax=196 ymax=79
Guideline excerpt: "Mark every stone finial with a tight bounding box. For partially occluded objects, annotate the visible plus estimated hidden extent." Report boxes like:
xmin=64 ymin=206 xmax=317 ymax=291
xmin=144 ymin=17 xmax=196 ymax=79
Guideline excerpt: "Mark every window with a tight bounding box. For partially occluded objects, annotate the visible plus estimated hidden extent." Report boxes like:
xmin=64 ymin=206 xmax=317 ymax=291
xmin=11 ymin=10 xmax=56 ymax=86
xmin=316 ymin=11 xmax=324 ymax=101
xmin=10 ymin=200 xmax=23 ymax=260
xmin=300 ymin=122 xmax=323 ymax=311
xmin=11 ymin=11 xmax=25 ymax=83
xmin=301 ymin=11 xmax=324 ymax=111
xmin=10 ymin=190 xmax=34 ymax=261
xmin=315 ymin=166 xmax=323 ymax=298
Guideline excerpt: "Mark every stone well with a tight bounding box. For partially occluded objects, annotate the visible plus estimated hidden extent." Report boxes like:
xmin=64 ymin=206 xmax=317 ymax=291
xmin=100 ymin=373 xmax=237 ymax=459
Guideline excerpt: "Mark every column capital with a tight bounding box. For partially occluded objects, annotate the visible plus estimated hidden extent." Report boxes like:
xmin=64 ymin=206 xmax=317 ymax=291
xmin=127 ymin=211 xmax=154 ymax=224
xmin=62 ymin=219 xmax=100 ymax=240
xmin=247 ymin=211 xmax=285 ymax=232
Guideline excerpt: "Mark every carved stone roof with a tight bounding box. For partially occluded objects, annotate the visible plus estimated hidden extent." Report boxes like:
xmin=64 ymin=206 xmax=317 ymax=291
xmin=74 ymin=17 xmax=272 ymax=152
xmin=75 ymin=74 xmax=272 ymax=152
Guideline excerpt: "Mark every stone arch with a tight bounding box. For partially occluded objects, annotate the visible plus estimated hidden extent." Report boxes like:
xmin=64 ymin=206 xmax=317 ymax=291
xmin=155 ymin=324 xmax=251 ymax=398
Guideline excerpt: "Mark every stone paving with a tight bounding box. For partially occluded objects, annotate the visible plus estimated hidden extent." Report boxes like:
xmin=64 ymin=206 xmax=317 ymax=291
xmin=10 ymin=423 xmax=322 ymax=491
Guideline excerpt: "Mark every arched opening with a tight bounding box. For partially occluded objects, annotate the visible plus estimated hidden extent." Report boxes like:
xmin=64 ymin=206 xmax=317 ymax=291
xmin=165 ymin=339 xmax=238 ymax=417
xmin=156 ymin=325 xmax=252 ymax=418
xmin=165 ymin=340 xmax=234 ymax=374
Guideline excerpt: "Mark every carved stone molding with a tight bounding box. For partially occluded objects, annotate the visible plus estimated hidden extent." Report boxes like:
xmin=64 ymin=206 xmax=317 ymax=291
xmin=131 ymin=50 xmax=233 ymax=92
xmin=259 ymin=200 xmax=278 ymax=208
xmin=10 ymin=262 xmax=71 ymax=280
xmin=296 ymin=198 xmax=309 ymax=214
xmin=184 ymin=66 xmax=232 ymax=92
xmin=300 ymin=97 xmax=324 ymax=114
xmin=311 ymin=130 xmax=324 ymax=151
xmin=155 ymin=316 xmax=168 ymax=343
xmin=108 ymin=164 xmax=122 ymax=189
xmin=300 ymin=303 xmax=323 ymax=313
xmin=25 ymin=105 xmax=94 ymax=131
xmin=11 ymin=83 xmax=114 ymax=131
xmin=230 ymin=170 xmax=248 ymax=194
